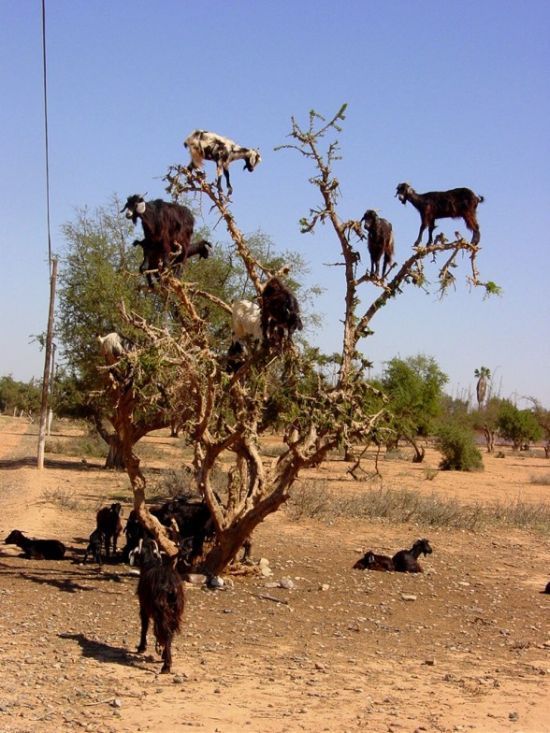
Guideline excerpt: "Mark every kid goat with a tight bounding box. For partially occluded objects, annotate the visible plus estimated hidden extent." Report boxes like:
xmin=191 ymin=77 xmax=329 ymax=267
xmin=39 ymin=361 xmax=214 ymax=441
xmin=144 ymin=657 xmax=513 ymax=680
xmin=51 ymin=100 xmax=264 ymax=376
xmin=395 ymin=183 xmax=484 ymax=246
xmin=184 ymin=130 xmax=261 ymax=195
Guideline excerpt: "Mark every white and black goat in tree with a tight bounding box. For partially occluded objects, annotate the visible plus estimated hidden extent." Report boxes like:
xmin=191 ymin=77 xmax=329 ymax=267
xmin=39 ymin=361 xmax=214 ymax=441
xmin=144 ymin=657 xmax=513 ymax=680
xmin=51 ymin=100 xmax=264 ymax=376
xmin=184 ymin=130 xmax=261 ymax=195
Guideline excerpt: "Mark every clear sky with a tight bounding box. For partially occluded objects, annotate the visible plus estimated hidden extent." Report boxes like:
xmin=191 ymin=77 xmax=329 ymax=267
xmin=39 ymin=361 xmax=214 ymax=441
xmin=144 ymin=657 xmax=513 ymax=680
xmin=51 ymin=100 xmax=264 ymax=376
xmin=1 ymin=0 xmax=549 ymax=406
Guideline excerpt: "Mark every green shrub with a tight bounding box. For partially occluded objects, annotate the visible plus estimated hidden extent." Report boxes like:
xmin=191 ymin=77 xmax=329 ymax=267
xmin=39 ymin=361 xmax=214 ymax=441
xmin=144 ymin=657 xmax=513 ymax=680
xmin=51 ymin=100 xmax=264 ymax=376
xmin=436 ymin=423 xmax=483 ymax=471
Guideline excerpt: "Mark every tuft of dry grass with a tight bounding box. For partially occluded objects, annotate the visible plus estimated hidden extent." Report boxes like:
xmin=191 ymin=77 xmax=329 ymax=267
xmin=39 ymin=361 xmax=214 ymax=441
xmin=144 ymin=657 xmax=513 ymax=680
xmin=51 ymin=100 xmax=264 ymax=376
xmin=286 ymin=480 xmax=550 ymax=532
xmin=40 ymin=488 xmax=83 ymax=511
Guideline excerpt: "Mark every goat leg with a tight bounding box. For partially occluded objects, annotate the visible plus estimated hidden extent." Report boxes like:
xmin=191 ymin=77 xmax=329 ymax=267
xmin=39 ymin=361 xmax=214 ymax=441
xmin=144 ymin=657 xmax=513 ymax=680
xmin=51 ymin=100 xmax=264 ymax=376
xmin=160 ymin=638 xmax=172 ymax=674
xmin=137 ymin=608 xmax=149 ymax=653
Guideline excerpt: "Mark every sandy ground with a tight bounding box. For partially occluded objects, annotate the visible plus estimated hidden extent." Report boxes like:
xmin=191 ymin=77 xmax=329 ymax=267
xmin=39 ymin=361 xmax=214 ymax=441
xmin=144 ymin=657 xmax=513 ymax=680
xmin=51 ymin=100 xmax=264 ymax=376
xmin=0 ymin=416 xmax=549 ymax=733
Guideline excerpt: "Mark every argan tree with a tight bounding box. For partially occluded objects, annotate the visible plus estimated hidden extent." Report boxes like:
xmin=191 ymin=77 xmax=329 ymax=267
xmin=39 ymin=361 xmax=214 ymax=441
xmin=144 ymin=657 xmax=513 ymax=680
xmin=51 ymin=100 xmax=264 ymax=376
xmin=105 ymin=105 xmax=493 ymax=572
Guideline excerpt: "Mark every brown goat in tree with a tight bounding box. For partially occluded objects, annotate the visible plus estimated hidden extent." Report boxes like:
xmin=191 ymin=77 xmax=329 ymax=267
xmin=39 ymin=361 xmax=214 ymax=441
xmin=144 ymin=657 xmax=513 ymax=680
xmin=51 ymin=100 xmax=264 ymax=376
xmin=121 ymin=195 xmax=211 ymax=286
xmin=260 ymin=277 xmax=303 ymax=349
xmin=395 ymin=183 xmax=484 ymax=246
xmin=361 ymin=210 xmax=395 ymax=279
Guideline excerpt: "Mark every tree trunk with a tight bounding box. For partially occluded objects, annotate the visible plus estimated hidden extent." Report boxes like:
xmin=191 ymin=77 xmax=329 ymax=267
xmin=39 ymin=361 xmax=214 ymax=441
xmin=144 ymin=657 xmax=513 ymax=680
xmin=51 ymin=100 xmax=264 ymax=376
xmin=104 ymin=434 xmax=126 ymax=470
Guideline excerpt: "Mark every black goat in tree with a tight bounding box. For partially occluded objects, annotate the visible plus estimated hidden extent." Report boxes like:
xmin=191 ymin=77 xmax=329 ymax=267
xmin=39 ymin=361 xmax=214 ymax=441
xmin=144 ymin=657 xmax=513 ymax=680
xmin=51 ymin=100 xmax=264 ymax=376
xmin=395 ymin=183 xmax=484 ymax=246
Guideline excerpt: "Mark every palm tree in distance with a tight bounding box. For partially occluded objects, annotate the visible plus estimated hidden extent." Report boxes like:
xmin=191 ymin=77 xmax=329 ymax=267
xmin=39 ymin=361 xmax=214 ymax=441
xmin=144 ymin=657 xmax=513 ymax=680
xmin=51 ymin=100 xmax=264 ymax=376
xmin=474 ymin=366 xmax=491 ymax=409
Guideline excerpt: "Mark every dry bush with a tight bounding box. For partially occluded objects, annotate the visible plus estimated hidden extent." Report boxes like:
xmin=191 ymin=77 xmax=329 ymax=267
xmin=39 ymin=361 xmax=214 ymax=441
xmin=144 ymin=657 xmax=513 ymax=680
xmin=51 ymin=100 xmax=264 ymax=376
xmin=286 ymin=481 xmax=550 ymax=532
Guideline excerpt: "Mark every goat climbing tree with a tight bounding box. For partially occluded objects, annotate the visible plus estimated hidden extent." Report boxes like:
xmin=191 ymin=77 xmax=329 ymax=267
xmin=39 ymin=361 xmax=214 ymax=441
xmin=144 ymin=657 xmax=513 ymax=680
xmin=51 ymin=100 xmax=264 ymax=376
xmin=106 ymin=104 xmax=494 ymax=573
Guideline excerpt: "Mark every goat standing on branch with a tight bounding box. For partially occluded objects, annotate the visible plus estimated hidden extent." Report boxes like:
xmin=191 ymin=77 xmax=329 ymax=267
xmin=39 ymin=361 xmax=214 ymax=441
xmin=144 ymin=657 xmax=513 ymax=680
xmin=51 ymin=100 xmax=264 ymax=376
xmin=183 ymin=130 xmax=261 ymax=195
xmin=361 ymin=210 xmax=395 ymax=279
xmin=260 ymin=277 xmax=303 ymax=350
xmin=395 ymin=183 xmax=484 ymax=247
xmin=121 ymin=195 xmax=211 ymax=286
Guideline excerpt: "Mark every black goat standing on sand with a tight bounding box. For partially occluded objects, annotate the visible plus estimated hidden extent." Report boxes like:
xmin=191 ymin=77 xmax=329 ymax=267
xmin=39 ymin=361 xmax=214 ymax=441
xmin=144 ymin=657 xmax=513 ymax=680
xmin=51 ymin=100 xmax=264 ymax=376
xmin=184 ymin=129 xmax=261 ymax=195
xmin=392 ymin=538 xmax=433 ymax=573
xmin=395 ymin=183 xmax=484 ymax=246
xmin=260 ymin=277 xmax=303 ymax=350
xmin=5 ymin=529 xmax=66 ymax=560
xmin=130 ymin=537 xmax=185 ymax=674
xmin=96 ymin=503 xmax=123 ymax=559
xmin=361 ymin=210 xmax=395 ymax=279
xmin=121 ymin=195 xmax=211 ymax=286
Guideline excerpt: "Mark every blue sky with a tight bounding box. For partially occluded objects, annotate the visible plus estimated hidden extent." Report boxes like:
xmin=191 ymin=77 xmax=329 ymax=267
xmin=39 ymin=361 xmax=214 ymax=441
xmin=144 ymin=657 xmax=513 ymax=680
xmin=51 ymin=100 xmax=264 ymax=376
xmin=1 ymin=0 xmax=549 ymax=406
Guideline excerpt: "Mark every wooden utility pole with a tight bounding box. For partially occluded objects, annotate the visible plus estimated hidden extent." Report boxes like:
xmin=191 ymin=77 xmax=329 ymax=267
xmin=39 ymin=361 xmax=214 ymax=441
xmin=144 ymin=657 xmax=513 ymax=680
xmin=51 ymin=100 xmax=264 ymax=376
xmin=37 ymin=256 xmax=57 ymax=469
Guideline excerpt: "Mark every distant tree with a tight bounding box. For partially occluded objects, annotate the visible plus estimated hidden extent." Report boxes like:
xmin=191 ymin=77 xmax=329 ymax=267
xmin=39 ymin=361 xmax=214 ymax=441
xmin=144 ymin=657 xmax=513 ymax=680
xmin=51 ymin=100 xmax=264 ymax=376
xmin=381 ymin=355 xmax=448 ymax=462
xmin=474 ymin=366 xmax=491 ymax=408
xmin=496 ymin=400 xmax=542 ymax=450
xmin=469 ymin=396 xmax=503 ymax=453
xmin=527 ymin=398 xmax=550 ymax=458
xmin=0 ymin=376 xmax=42 ymax=416
xmin=436 ymin=421 xmax=484 ymax=471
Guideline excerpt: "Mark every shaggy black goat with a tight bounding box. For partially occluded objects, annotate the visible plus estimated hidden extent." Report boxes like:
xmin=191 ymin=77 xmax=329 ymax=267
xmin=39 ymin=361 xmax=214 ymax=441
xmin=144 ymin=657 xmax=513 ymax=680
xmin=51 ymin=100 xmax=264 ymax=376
xmin=5 ymin=529 xmax=66 ymax=560
xmin=96 ymin=503 xmax=123 ymax=559
xmin=83 ymin=528 xmax=103 ymax=566
xmin=361 ymin=210 xmax=395 ymax=279
xmin=184 ymin=129 xmax=261 ymax=195
xmin=353 ymin=550 xmax=395 ymax=571
xmin=392 ymin=538 xmax=433 ymax=573
xmin=130 ymin=537 xmax=185 ymax=674
xmin=395 ymin=183 xmax=484 ymax=247
xmin=260 ymin=277 xmax=303 ymax=350
xmin=121 ymin=195 xmax=210 ymax=286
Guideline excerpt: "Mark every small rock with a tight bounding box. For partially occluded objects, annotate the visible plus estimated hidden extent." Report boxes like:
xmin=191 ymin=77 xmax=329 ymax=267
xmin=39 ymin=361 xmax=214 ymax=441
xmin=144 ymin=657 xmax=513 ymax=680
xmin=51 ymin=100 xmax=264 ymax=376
xmin=424 ymin=658 xmax=436 ymax=666
xmin=186 ymin=574 xmax=207 ymax=586
xmin=401 ymin=594 xmax=417 ymax=602
xmin=279 ymin=578 xmax=295 ymax=590
xmin=319 ymin=584 xmax=330 ymax=592
xmin=509 ymin=712 xmax=519 ymax=722
xmin=111 ymin=698 xmax=122 ymax=708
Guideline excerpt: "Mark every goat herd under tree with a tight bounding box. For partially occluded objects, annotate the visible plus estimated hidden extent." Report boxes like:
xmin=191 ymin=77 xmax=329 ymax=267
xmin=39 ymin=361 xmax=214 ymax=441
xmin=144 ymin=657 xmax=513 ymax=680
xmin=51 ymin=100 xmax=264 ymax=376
xmin=89 ymin=105 xmax=496 ymax=582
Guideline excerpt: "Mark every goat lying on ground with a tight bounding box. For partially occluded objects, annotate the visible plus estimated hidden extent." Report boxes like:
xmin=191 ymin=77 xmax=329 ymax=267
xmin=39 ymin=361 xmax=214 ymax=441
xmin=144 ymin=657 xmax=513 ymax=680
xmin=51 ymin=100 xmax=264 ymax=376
xmin=83 ymin=528 xmax=103 ymax=566
xmin=353 ymin=550 xmax=395 ymax=571
xmin=184 ymin=129 xmax=261 ymax=195
xmin=260 ymin=277 xmax=303 ymax=350
xmin=361 ymin=210 xmax=395 ymax=279
xmin=395 ymin=183 xmax=484 ymax=246
xmin=392 ymin=538 xmax=433 ymax=573
xmin=96 ymin=503 xmax=123 ymax=559
xmin=5 ymin=529 xmax=66 ymax=560
xmin=129 ymin=537 xmax=185 ymax=674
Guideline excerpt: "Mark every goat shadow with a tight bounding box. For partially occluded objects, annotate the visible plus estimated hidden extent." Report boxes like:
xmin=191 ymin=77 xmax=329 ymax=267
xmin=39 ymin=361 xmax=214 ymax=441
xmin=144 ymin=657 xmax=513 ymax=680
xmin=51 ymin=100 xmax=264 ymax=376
xmin=59 ymin=632 xmax=150 ymax=670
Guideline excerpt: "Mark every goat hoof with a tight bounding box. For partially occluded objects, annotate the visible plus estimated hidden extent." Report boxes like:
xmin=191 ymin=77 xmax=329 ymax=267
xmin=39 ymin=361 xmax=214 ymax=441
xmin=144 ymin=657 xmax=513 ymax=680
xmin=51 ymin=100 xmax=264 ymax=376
xmin=160 ymin=666 xmax=171 ymax=674
xmin=137 ymin=645 xmax=146 ymax=654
